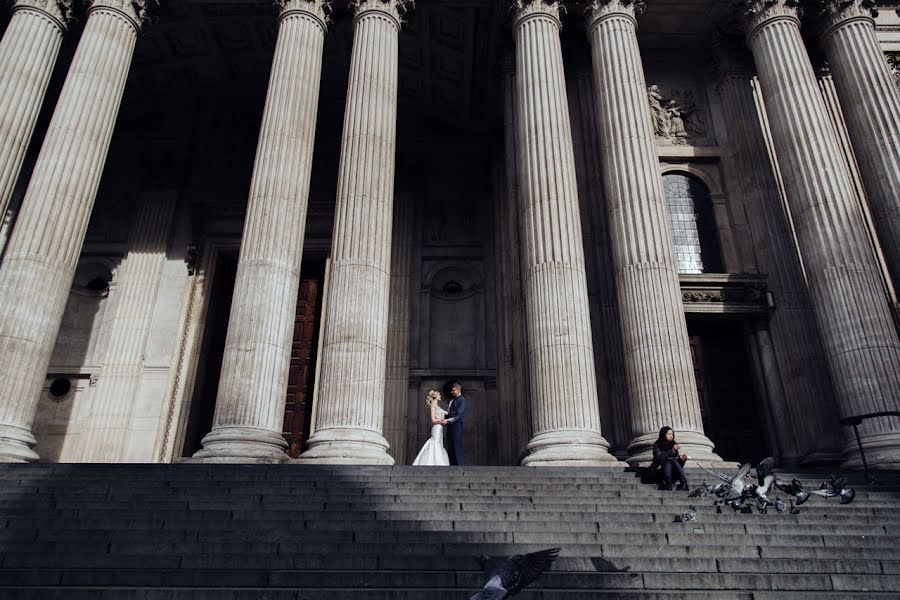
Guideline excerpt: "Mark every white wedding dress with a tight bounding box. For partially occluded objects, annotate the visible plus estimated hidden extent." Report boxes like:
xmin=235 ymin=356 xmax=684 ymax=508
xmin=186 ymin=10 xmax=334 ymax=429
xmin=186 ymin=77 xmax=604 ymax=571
xmin=412 ymin=405 xmax=450 ymax=466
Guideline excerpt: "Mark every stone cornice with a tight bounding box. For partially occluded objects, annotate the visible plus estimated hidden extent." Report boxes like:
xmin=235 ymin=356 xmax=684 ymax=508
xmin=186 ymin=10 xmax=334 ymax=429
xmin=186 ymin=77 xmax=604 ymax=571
xmin=276 ymin=0 xmax=331 ymax=31
xmin=10 ymin=0 xmax=74 ymax=29
xmin=350 ymin=0 xmax=414 ymax=29
xmin=510 ymin=0 xmax=564 ymax=30
xmin=734 ymin=0 xmax=802 ymax=41
xmin=584 ymin=0 xmax=645 ymax=32
xmin=87 ymin=0 xmax=156 ymax=31
xmin=818 ymin=0 xmax=878 ymax=39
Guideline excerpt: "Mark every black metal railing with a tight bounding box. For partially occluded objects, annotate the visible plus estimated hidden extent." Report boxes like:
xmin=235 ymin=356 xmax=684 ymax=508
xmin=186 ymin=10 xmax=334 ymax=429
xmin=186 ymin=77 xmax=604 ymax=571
xmin=840 ymin=411 xmax=900 ymax=484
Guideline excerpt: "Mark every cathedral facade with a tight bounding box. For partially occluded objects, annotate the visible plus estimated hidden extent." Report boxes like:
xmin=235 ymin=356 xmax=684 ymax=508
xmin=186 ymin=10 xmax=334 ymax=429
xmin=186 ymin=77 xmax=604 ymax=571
xmin=0 ymin=0 xmax=898 ymax=468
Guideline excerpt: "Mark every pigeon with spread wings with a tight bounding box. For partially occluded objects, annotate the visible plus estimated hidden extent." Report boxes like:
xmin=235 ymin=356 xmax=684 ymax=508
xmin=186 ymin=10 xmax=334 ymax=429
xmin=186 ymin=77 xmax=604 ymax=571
xmin=471 ymin=548 xmax=560 ymax=599
xmin=698 ymin=462 xmax=752 ymax=502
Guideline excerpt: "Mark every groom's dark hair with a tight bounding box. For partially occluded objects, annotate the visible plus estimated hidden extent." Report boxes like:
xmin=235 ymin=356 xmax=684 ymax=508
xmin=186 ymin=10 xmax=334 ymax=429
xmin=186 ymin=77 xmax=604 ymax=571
xmin=451 ymin=382 xmax=462 ymax=391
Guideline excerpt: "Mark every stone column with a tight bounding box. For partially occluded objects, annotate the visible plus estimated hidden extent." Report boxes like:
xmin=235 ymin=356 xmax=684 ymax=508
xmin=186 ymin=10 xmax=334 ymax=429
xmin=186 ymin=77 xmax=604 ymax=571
xmin=738 ymin=0 xmax=900 ymax=467
xmin=383 ymin=189 xmax=412 ymax=464
xmin=0 ymin=0 xmax=152 ymax=462
xmin=193 ymin=0 xmax=329 ymax=463
xmin=584 ymin=0 xmax=721 ymax=465
xmin=818 ymin=0 xmax=900 ymax=290
xmin=712 ymin=35 xmax=843 ymax=465
xmin=0 ymin=1 xmax=72 ymax=238
xmin=299 ymin=0 xmax=412 ymax=465
xmin=510 ymin=1 xmax=617 ymax=467
xmin=79 ymin=191 xmax=176 ymax=462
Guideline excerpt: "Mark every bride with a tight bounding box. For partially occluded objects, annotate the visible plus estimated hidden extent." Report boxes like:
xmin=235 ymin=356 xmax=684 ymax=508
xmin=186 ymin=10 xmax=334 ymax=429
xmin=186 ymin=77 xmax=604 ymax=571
xmin=412 ymin=389 xmax=450 ymax=466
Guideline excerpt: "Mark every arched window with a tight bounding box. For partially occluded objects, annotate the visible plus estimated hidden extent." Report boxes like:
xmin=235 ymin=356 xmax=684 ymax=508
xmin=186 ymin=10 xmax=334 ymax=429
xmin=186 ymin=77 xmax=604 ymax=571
xmin=663 ymin=172 xmax=723 ymax=274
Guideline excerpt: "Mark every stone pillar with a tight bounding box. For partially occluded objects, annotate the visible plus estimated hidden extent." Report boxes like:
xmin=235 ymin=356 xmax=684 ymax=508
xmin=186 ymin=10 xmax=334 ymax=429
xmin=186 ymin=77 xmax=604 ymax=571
xmin=383 ymin=189 xmax=412 ymax=464
xmin=510 ymin=1 xmax=617 ymax=467
xmin=584 ymin=0 xmax=721 ymax=465
xmin=738 ymin=0 xmax=900 ymax=467
xmin=79 ymin=191 xmax=176 ymax=462
xmin=193 ymin=0 xmax=329 ymax=463
xmin=299 ymin=0 xmax=411 ymax=465
xmin=0 ymin=0 xmax=151 ymax=462
xmin=818 ymin=0 xmax=900 ymax=290
xmin=0 ymin=0 xmax=72 ymax=232
xmin=712 ymin=35 xmax=843 ymax=465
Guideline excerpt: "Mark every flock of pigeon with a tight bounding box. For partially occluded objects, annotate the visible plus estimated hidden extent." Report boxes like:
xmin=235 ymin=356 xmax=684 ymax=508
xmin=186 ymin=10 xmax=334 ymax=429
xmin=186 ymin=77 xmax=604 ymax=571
xmin=674 ymin=457 xmax=856 ymax=523
xmin=468 ymin=459 xmax=859 ymax=597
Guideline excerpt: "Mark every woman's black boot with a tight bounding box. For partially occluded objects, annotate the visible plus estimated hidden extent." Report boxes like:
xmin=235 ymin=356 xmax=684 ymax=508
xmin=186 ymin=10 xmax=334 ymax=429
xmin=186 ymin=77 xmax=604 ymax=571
xmin=676 ymin=478 xmax=689 ymax=491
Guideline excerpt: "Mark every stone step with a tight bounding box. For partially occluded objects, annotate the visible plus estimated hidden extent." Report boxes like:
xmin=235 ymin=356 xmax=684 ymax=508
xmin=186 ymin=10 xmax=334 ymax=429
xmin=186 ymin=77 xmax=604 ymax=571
xmin=0 ymin=571 xmax=897 ymax=593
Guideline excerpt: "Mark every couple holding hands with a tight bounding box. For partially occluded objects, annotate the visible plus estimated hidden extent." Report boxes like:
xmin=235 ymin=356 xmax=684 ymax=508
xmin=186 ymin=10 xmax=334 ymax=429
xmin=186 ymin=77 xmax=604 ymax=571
xmin=411 ymin=382 xmax=466 ymax=467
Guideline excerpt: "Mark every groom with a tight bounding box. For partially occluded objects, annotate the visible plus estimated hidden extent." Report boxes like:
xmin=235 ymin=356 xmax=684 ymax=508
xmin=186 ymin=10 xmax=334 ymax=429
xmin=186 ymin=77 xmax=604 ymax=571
xmin=443 ymin=382 xmax=467 ymax=466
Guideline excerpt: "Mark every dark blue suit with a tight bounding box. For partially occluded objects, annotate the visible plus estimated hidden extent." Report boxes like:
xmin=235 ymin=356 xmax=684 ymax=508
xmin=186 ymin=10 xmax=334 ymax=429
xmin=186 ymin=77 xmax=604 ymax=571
xmin=446 ymin=394 xmax=467 ymax=466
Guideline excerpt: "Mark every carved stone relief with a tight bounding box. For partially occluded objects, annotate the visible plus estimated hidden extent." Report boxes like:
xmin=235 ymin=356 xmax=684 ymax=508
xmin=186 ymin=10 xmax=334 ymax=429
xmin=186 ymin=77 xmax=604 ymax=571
xmin=647 ymin=84 xmax=710 ymax=145
xmin=887 ymin=52 xmax=900 ymax=93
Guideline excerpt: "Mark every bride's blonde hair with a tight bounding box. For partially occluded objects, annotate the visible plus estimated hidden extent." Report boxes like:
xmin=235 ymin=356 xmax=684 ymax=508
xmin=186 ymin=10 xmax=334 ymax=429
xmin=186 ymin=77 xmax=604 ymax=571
xmin=425 ymin=389 xmax=441 ymax=405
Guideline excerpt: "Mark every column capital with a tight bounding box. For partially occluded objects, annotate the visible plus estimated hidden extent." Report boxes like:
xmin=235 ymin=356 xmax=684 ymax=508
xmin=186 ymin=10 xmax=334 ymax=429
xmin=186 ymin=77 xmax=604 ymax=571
xmin=276 ymin=0 xmax=331 ymax=30
xmin=584 ymin=0 xmax=645 ymax=31
xmin=510 ymin=0 xmax=564 ymax=30
xmin=86 ymin=0 xmax=156 ymax=31
xmin=735 ymin=0 xmax=802 ymax=41
xmin=10 ymin=0 xmax=74 ymax=30
xmin=350 ymin=0 xmax=413 ymax=29
xmin=817 ymin=0 xmax=878 ymax=38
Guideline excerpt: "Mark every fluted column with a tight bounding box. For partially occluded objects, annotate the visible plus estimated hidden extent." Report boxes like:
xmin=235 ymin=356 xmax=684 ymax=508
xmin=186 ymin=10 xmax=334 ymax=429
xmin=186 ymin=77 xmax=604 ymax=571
xmin=584 ymin=0 xmax=722 ymax=465
xmin=79 ymin=191 xmax=176 ymax=462
xmin=193 ymin=0 xmax=329 ymax=463
xmin=0 ymin=0 xmax=151 ymax=462
xmin=510 ymin=1 xmax=617 ymax=466
xmin=818 ymin=0 xmax=900 ymax=290
xmin=0 ymin=0 xmax=72 ymax=233
xmin=712 ymin=35 xmax=843 ymax=465
xmin=738 ymin=0 xmax=900 ymax=467
xmin=299 ymin=0 xmax=411 ymax=465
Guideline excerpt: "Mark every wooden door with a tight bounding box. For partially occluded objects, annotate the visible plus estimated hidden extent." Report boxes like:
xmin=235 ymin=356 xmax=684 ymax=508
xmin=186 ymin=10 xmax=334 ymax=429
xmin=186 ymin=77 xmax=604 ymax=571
xmin=283 ymin=264 xmax=325 ymax=458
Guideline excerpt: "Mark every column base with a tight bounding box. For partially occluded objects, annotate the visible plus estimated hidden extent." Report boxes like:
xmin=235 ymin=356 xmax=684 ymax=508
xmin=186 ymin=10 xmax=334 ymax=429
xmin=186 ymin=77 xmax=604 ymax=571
xmin=192 ymin=426 xmax=289 ymax=464
xmin=0 ymin=424 xmax=39 ymax=463
xmin=626 ymin=430 xmax=730 ymax=468
xmin=298 ymin=427 xmax=395 ymax=465
xmin=840 ymin=430 xmax=900 ymax=470
xmin=521 ymin=430 xmax=623 ymax=467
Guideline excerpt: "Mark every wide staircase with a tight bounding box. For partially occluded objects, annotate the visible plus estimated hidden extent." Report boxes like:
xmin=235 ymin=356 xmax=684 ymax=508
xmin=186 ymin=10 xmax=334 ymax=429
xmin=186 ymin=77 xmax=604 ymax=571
xmin=0 ymin=464 xmax=899 ymax=599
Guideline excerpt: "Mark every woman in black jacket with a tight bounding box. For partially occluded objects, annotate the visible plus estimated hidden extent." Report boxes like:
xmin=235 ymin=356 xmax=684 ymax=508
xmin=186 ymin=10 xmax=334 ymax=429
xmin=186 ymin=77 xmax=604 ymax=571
xmin=648 ymin=426 xmax=688 ymax=490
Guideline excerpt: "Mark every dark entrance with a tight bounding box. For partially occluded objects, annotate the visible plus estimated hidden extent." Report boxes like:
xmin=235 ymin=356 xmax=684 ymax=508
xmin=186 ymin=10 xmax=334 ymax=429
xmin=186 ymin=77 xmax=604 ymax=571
xmin=182 ymin=253 xmax=238 ymax=457
xmin=282 ymin=262 xmax=326 ymax=458
xmin=688 ymin=317 xmax=767 ymax=464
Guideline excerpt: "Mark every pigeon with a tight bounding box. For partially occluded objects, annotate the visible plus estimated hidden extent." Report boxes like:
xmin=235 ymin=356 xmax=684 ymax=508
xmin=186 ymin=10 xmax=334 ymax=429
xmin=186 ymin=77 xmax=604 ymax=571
xmin=789 ymin=500 xmax=801 ymax=514
xmin=755 ymin=496 xmax=769 ymax=513
xmin=471 ymin=548 xmax=560 ymax=600
xmin=755 ymin=456 xmax=777 ymax=486
xmin=754 ymin=474 xmax=776 ymax=503
xmin=740 ymin=504 xmax=753 ymax=514
xmin=775 ymin=478 xmax=810 ymax=505
xmin=674 ymin=505 xmax=697 ymax=523
xmin=774 ymin=497 xmax=786 ymax=513
xmin=809 ymin=474 xmax=855 ymax=504
xmin=688 ymin=483 xmax=711 ymax=498
xmin=698 ymin=462 xmax=751 ymax=502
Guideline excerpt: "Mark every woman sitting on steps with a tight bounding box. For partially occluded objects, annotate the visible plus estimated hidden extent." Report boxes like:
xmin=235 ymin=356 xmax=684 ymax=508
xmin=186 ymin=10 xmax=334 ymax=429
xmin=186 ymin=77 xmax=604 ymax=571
xmin=645 ymin=426 xmax=689 ymax=491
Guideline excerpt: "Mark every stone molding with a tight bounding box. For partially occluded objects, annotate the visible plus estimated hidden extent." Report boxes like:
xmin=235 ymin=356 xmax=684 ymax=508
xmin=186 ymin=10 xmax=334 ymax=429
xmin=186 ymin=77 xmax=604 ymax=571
xmin=10 ymin=0 xmax=74 ymax=29
xmin=276 ymin=0 xmax=331 ymax=29
xmin=584 ymin=0 xmax=645 ymax=31
xmin=818 ymin=0 xmax=877 ymax=39
xmin=510 ymin=0 xmax=563 ymax=29
xmin=679 ymin=274 xmax=769 ymax=314
xmin=350 ymin=0 xmax=413 ymax=28
xmin=87 ymin=0 xmax=156 ymax=31
xmin=735 ymin=0 xmax=802 ymax=41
